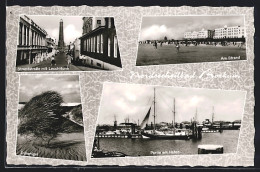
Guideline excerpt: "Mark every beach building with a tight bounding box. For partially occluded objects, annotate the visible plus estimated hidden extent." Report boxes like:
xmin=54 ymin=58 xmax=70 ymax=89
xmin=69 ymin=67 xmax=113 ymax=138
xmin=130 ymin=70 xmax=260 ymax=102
xmin=184 ymin=29 xmax=214 ymax=39
xmin=213 ymin=25 xmax=245 ymax=39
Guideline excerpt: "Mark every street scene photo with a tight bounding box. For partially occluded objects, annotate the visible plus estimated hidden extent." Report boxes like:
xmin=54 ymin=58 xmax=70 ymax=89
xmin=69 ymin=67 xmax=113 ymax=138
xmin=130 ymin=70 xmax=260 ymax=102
xmin=92 ymin=83 xmax=246 ymax=158
xmin=16 ymin=75 xmax=86 ymax=161
xmin=136 ymin=16 xmax=246 ymax=66
xmin=16 ymin=15 xmax=122 ymax=72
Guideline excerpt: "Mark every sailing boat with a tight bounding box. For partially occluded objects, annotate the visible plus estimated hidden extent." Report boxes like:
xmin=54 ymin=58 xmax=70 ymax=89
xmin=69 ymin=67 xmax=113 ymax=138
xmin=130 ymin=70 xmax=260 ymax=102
xmin=92 ymin=129 xmax=127 ymax=158
xmin=140 ymin=88 xmax=190 ymax=140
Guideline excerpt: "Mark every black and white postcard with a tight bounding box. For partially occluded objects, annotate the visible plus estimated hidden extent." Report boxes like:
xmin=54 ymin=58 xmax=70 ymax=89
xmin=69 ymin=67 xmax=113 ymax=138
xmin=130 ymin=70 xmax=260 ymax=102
xmin=16 ymin=75 xmax=86 ymax=161
xmin=16 ymin=15 xmax=122 ymax=72
xmin=136 ymin=16 xmax=246 ymax=66
xmin=5 ymin=5 xmax=254 ymax=167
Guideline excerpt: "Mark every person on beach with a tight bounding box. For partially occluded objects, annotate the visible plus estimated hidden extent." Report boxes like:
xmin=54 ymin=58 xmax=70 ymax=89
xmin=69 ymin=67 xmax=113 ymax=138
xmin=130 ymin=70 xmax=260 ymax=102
xmin=66 ymin=53 xmax=73 ymax=69
xmin=176 ymin=43 xmax=180 ymax=53
xmin=154 ymin=41 xmax=157 ymax=49
xmin=34 ymin=54 xmax=38 ymax=64
xmin=51 ymin=56 xmax=56 ymax=66
xmin=239 ymin=42 xmax=245 ymax=49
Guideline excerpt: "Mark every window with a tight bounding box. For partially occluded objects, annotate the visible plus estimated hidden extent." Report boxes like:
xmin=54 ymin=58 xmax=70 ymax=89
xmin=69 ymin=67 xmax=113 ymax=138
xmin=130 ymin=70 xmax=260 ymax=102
xmin=84 ymin=39 xmax=87 ymax=51
xmin=108 ymin=18 xmax=111 ymax=28
xmin=31 ymin=31 xmax=34 ymax=46
xmin=24 ymin=52 xmax=27 ymax=60
xmin=94 ymin=36 xmax=96 ymax=52
xmin=27 ymin=28 xmax=29 ymax=45
xmin=91 ymin=37 xmax=93 ymax=52
xmin=35 ymin=34 xmax=37 ymax=45
xmin=97 ymin=63 xmax=101 ymax=67
xmin=97 ymin=35 xmax=100 ymax=53
xmin=100 ymin=34 xmax=103 ymax=53
xmin=24 ymin=25 xmax=26 ymax=45
xmin=34 ymin=32 xmax=37 ymax=45
xmin=88 ymin=38 xmax=90 ymax=51
xmin=108 ymin=37 xmax=111 ymax=57
xmin=96 ymin=20 xmax=102 ymax=28
xmin=86 ymin=39 xmax=88 ymax=51
xmin=114 ymin=36 xmax=118 ymax=58
xmin=33 ymin=33 xmax=35 ymax=45
xmin=86 ymin=38 xmax=88 ymax=51
xmin=19 ymin=23 xmax=22 ymax=45
xmin=92 ymin=37 xmax=94 ymax=52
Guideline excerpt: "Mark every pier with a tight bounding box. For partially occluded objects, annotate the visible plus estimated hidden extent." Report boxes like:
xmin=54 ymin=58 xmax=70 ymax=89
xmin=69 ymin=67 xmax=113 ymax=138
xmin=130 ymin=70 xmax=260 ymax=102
xmin=201 ymin=129 xmax=222 ymax=133
xmin=198 ymin=145 xmax=224 ymax=154
xmin=95 ymin=133 xmax=143 ymax=139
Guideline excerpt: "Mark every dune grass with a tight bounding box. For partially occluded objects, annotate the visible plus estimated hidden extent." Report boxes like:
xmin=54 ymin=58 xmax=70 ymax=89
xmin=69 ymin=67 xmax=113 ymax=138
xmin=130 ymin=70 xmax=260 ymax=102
xmin=16 ymin=132 xmax=86 ymax=161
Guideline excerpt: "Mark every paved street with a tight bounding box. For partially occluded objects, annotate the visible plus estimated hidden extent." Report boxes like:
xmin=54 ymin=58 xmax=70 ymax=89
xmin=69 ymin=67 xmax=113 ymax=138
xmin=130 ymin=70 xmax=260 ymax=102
xmin=16 ymin=52 xmax=99 ymax=72
xmin=36 ymin=52 xmax=81 ymax=71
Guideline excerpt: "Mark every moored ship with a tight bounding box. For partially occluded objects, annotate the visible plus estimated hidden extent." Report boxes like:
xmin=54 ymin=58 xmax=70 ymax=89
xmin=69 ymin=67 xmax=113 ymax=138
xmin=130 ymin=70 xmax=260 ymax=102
xmin=140 ymin=88 xmax=191 ymax=140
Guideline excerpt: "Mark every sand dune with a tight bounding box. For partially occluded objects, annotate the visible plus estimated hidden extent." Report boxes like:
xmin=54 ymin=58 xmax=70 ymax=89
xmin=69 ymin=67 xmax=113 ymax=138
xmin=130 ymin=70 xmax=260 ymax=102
xmin=16 ymin=132 xmax=86 ymax=161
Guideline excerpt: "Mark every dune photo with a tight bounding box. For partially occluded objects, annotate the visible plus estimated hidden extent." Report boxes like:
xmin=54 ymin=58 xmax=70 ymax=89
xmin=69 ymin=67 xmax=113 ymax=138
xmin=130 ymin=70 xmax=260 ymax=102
xmin=16 ymin=75 xmax=86 ymax=161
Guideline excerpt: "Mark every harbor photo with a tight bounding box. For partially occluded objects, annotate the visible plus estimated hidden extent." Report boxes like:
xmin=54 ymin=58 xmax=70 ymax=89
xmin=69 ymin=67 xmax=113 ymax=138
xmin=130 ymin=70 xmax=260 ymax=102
xmin=136 ymin=16 xmax=246 ymax=66
xmin=16 ymin=15 xmax=122 ymax=72
xmin=16 ymin=75 xmax=86 ymax=161
xmin=92 ymin=83 xmax=246 ymax=158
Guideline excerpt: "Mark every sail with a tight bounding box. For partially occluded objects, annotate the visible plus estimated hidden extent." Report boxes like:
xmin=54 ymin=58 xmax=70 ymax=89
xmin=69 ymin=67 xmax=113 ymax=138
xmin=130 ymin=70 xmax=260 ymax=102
xmin=140 ymin=107 xmax=151 ymax=129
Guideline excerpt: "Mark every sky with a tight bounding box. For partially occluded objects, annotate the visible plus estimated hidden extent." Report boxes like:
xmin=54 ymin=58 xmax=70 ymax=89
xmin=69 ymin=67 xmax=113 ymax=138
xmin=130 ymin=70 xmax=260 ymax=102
xmin=97 ymin=83 xmax=246 ymax=125
xmin=19 ymin=75 xmax=81 ymax=104
xmin=28 ymin=15 xmax=83 ymax=45
xmin=139 ymin=16 xmax=245 ymax=41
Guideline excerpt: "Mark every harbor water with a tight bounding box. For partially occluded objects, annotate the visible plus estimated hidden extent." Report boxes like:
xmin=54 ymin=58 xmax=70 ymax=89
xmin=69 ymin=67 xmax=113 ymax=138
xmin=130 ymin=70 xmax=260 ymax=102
xmin=97 ymin=130 xmax=240 ymax=156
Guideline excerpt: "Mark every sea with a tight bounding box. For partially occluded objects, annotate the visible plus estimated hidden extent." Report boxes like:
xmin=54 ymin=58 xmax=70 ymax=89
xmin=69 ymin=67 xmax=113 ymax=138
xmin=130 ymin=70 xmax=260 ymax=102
xmin=97 ymin=130 xmax=240 ymax=156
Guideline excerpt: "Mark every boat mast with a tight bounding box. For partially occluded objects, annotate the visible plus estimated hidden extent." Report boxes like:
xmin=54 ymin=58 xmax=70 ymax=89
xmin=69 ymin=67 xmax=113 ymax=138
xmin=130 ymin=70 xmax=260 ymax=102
xmin=153 ymin=87 xmax=156 ymax=134
xmin=173 ymin=98 xmax=176 ymax=133
xmin=195 ymin=107 xmax=197 ymax=122
xmin=212 ymin=106 xmax=214 ymax=124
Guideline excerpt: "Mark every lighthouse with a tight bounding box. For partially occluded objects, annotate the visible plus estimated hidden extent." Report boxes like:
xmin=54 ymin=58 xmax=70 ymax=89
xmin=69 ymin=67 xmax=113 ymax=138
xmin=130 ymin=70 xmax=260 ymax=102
xmin=58 ymin=19 xmax=65 ymax=51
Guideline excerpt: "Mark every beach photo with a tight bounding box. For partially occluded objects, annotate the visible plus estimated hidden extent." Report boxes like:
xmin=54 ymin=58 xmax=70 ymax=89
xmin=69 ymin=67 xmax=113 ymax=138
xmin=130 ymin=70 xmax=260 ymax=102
xmin=16 ymin=15 xmax=122 ymax=72
xmin=16 ymin=75 xmax=86 ymax=161
xmin=136 ymin=16 xmax=246 ymax=66
xmin=92 ymin=83 xmax=246 ymax=158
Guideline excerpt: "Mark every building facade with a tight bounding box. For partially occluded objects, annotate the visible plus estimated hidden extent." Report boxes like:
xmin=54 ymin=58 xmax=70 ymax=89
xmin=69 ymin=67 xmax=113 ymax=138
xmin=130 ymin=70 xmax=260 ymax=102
xmin=213 ymin=25 xmax=245 ymax=39
xmin=184 ymin=25 xmax=245 ymax=40
xmin=16 ymin=15 xmax=48 ymax=65
xmin=184 ymin=29 xmax=214 ymax=39
xmin=82 ymin=17 xmax=106 ymax=34
xmin=70 ymin=38 xmax=81 ymax=60
xmin=46 ymin=37 xmax=55 ymax=53
xmin=197 ymin=29 xmax=214 ymax=39
xmin=184 ymin=32 xmax=192 ymax=39
xmin=79 ymin=17 xmax=122 ymax=70
xmin=190 ymin=31 xmax=199 ymax=39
